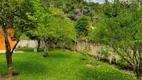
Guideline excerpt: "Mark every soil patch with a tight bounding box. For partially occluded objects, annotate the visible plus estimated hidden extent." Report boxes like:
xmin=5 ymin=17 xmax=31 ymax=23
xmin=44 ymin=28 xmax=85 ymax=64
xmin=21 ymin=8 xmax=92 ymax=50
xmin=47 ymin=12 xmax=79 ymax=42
xmin=86 ymin=63 xmax=94 ymax=67
xmin=86 ymin=63 xmax=99 ymax=67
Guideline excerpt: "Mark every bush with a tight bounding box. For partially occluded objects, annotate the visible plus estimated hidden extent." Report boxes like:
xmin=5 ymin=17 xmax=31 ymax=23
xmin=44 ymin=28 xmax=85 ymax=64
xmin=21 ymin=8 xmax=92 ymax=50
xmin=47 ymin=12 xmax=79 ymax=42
xmin=117 ymin=58 xmax=126 ymax=69
xmin=97 ymin=46 xmax=110 ymax=60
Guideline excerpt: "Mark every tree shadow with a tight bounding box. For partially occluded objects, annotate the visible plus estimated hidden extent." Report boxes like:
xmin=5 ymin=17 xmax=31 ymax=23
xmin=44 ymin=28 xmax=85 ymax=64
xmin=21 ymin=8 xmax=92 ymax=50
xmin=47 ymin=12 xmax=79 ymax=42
xmin=13 ymin=61 xmax=47 ymax=75
xmin=50 ymin=51 xmax=71 ymax=59
xmin=0 ymin=63 xmax=7 ymax=75
xmin=50 ymin=54 xmax=71 ymax=59
xmin=79 ymin=67 xmax=136 ymax=80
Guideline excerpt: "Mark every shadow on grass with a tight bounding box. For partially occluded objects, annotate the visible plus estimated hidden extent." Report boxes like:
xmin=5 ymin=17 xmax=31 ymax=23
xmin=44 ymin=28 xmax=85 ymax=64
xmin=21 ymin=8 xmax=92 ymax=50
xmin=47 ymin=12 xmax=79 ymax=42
xmin=50 ymin=54 xmax=70 ymax=59
xmin=79 ymin=67 xmax=136 ymax=80
xmin=0 ymin=63 xmax=8 ymax=75
xmin=16 ymin=48 xmax=35 ymax=52
xmin=13 ymin=61 xmax=47 ymax=74
xmin=50 ymin=51 xmax=71 ymax=59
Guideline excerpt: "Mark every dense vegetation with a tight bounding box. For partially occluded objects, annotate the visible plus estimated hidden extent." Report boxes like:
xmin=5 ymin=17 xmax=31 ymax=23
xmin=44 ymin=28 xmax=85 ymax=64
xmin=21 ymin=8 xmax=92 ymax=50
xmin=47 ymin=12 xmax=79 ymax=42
xmin=89 ymin=1 xmax=142 ymax=80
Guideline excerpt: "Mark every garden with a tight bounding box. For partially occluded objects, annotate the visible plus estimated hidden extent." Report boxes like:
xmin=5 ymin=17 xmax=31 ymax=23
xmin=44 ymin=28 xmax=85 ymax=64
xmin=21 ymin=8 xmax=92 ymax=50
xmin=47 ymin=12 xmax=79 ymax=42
xmin=0 ymin=0 xmax=142 ymax=80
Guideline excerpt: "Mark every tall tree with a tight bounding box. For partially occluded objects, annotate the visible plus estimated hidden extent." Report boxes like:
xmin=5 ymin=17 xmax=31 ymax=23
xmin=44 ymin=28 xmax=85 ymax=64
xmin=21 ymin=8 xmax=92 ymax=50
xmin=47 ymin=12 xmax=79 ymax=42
xmin=75 ymin=15 xmax=91 ymax=39
xmin=90 ymin=0 xmax=142 ymax=80
xmin=29 ymin=0 xmax=76 ymax=57
xmin=0 ymin=0 xmax=35 ymax=77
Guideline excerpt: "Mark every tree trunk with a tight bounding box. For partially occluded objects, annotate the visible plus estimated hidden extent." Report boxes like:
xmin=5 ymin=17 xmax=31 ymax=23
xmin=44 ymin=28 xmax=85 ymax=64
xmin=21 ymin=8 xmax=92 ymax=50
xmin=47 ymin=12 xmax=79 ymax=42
xmin=109 ymin=52 xmax=112 ymax=64
xmin=53 ymin=43 xmax=56 ymax=49
xmin=6 ymin=52 xmax=13 ymax=77
xmin=37 ymin=39 xmax=40 ymax=52
xmin=136 ymin=75 xmax=142 ymax=80
xmin=73 ymin=38 xmax=77 ymax=52
xmin=5 ymin=37 xmax=13 ymax=77
xmin=43 ymin=41 xmax=49 ymax=57
xmin=2 ymin=24 xmax=20 ymax=77
xmin=132 ymin=47 xmax=142 ymax=80
xmin=2 ymin=24 xmax=13 ymax=77
xmin=85 ymin=39 xmax=88 ymax=50
xmin=109 ymin=50 xmax=113 ymax=64
xmin=136 ymin=67 xmax=142 ymax=80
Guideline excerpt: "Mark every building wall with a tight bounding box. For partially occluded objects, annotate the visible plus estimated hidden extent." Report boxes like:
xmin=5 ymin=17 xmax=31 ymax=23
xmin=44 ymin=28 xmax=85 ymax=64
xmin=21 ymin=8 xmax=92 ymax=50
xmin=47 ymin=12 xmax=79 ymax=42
xmin=0 ymin=27 xmax=15 ymax=51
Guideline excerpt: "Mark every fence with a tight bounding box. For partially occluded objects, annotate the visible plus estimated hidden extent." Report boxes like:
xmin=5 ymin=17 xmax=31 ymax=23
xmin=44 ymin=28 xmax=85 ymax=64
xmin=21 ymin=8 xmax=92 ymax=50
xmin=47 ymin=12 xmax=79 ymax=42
xmin=17 ymin=40 xmax=120 ymax=64
xmin=17 ymin=40 xmax=100 ymax=55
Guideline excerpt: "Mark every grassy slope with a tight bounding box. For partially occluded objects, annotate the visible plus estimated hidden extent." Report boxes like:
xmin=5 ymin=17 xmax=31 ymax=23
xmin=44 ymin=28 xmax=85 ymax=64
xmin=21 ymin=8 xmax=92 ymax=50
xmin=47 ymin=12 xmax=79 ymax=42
xmin=0 ymin=48 xmax=136 ymax=80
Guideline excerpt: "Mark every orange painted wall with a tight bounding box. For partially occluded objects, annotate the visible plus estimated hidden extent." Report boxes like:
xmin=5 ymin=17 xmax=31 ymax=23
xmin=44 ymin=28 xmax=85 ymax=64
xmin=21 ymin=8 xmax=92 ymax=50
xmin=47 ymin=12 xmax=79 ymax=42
xmin=0 ymin=27 xmax=15 ymax=50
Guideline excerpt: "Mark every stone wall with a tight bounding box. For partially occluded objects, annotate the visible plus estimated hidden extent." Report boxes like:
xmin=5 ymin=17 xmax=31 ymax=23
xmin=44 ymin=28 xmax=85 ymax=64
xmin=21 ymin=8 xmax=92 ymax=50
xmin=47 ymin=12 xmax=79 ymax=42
xmin=75 ymin=41 xmax=101 ymax=56
xmin=17 ymin=40 xmax=38 ymax=48
xmin=16 ymin=40 xmax=120 ymax=64
xmin=16 ymin=40 xmax=101 ymax=56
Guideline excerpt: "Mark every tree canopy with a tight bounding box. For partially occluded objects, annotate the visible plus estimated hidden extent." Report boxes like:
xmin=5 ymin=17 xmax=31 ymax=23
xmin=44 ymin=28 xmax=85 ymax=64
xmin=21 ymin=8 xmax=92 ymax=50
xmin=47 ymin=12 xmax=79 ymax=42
xmin=0 ymin=0 xmax=35 ymax=77
xmin=27 ymin=0 xmax=76 ymax=57
xmin=89 ymin=1 xmax=142 ymax=79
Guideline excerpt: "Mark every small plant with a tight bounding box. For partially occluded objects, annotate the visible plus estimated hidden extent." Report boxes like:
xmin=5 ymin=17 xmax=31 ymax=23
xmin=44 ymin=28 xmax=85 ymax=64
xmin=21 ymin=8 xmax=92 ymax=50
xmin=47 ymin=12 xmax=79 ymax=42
xmin=82 ymin=49 xmax=96 ymax=65
xmin=117 ymin=58 xmax=126 ymax=69
xmin=97 ymin=46 xmax=110 ymax=61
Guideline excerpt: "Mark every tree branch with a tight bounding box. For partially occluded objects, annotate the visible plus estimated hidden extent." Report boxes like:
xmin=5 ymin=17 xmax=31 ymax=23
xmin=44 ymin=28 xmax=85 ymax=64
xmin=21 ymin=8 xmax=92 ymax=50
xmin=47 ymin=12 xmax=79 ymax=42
xmin=10 ymin=40 xmax=20 ymax=55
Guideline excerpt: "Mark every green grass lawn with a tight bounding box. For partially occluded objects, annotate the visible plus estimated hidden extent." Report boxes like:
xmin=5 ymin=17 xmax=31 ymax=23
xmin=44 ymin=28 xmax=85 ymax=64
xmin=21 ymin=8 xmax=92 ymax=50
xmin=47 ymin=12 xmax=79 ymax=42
xmin=0 ymin=48 xmax=136 ymax=80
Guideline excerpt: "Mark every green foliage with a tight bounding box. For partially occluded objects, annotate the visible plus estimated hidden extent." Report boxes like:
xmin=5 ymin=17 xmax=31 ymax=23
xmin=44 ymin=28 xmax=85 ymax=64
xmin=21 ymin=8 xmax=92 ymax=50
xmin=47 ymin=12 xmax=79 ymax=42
xmin=117 ymin=58 xmax=126 ymax=69
xmin=37 ymin=9 xmax=75 ymax=42
xmin=19 ymin=33 xmax=29 ymax=40
xmin=0 ymin=0 xmax=35 ymax=39
xmin=89 ymin=0 xmax=142 ymax=79
xmin=82 ymin=48 xmax=90 ymax=54
xmin=75 ymin=15 xmax=91 ymax=38
xmin=41 ymin=0 xmax=96 ymax=21
xmin=82 ymin=48 xmax=97 ymax=65
xmin=97 ymin=46 xmax=110 ymax=59
xmin=90 ymin=1 xmax=142 ymax=50
xmin=0 ymin=0 xmax=37 ymax=77
xmin=27 ymin=0 xmax=76 ymax=43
